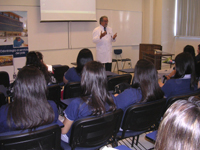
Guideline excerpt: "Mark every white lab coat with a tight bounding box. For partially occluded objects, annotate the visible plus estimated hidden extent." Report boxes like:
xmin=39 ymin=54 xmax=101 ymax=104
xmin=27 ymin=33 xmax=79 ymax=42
xmin=92 ymin=25 xmax=116 ymax=63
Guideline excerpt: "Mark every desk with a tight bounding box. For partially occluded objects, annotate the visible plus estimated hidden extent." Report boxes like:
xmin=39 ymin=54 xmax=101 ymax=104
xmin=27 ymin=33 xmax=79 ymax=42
xmin=71 ymin=62 xmax=77 ymax=66
xmin=157 ymin=68 xmax=174 ymax=82
xmin=61 ymin=97 xmax=76 ymax=106
xmin=142 ymin=51 xmax=174 ymax=70
xmin=114 ymin=145 xmax=131 ymax=150
xmin=145 ymin=130 xmax=157 ymax=143
xmin=106 ymin=71 xmax=118 ymax=77
xmin=118 ymin=68 xmax=134 ymax=74
xmin=57 ymin=120 xmax=64 ymax=128
xmin=61 ymin=90 xmax=114 ymax=108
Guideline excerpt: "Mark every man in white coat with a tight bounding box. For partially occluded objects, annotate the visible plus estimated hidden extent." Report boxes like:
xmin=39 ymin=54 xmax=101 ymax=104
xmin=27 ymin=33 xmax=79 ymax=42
xmin=92 ymin=16 xmax=117 ymax=71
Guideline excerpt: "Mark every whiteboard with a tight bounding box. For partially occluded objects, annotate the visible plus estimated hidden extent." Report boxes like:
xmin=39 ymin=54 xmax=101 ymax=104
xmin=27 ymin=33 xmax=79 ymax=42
xmin=70 ymin=9 xmax=142 ymax=48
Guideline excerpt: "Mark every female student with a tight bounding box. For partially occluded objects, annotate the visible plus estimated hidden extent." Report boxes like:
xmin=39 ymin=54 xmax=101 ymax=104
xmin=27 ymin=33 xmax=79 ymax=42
xmin=26 ymin=51 xmax=56 ymax=85
xmin=160 ymin=52 xmax=198 ymax=99
xmin=63 ymin=48 xmax=93 ymax=84
xmin=165 ymin=45 xmax=196 ymax=80
xmin=113 ymin=59 xmax=164 ymax=111
xmin=61 ymin=61 xmax=116 ymax=143
xmin=0 ymin=66 xmax=58 ymax=133
xmin=155 ymin=96 xmax=200 ymax=150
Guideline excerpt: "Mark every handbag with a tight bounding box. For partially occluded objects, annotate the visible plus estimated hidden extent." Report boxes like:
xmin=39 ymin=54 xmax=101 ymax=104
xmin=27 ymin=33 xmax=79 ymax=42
xmin=114 ymin=82 xmax=131 ymax=94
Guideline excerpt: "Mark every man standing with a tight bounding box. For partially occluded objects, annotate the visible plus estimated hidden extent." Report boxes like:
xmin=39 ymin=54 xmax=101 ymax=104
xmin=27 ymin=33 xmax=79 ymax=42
xmin=92 ymin=16 xmax=117 ymax=71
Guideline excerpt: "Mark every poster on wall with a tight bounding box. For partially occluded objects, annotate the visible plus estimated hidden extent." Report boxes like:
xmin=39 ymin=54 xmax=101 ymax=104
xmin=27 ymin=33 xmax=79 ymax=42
xmin=0 ymin=11 xmax=28 ymax=67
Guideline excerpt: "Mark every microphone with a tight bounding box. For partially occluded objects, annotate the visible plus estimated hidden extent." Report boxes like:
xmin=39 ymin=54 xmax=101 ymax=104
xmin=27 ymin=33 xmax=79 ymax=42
xmin=104 ymin=27 xmax=107 ymax=34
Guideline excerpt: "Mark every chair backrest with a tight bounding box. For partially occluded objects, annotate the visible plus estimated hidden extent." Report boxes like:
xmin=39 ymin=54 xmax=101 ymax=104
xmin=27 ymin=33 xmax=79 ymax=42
xmin=121 ymin=98 xmax=166 ymax=134
xmin=47 ymin=84 xmax=61 ymax=108
xmin=69 ymin=109 xmax=123 ymax=149
xmin=196 ymin=61 xmax=200 ymax=77
xmin=53 ymin=65 xmax=69 ymax=83
xmin=165 ymin=90 xmax=200 ymax=111
xmin=107 ymin=74 xmax=132 ymax=91
xmin=0 ymin=92 xmax=6 ymax=108
xmin=114 ymin=49 xmax=122 ymax=55
xmin=0 ymin=71 xmax=9 ymax=88
xmin=63 ymin=82 xmax=81 ymax=99
xmin=0 ymin=124 xmax=61 ymax=150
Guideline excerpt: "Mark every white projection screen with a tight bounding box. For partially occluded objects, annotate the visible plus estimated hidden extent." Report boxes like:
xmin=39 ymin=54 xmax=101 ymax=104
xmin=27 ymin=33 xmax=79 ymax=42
xmin=40 ymin=0 xmax=96 ymax=21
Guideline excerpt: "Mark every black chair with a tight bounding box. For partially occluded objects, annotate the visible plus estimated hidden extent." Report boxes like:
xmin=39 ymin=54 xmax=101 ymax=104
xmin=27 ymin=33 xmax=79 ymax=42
xmin=0 ymin=71 xmax=10 ymax=88
xmin=47 ymin=84 xmax=61 ymax=108
xmin=53 ymin=65 xmax=69 ymax=83
xmin=117 ymin=98 xmax=166 ymax=147
xmin=63 ymin=82 xmax=81 ymax=99
xmin=164 ymin=90 xmax=200 ymax=113
xmin=0 ymin=124 xmax=61 ymax=150
xmin=107 ymin=74 xmax=132 ymax=91
xmin=61 ymin=109 xmax=123 ymax=150
xmin=112 ymin=49 xmax=132 ymax=73
xmin=196 ymin=61 xmax=200 ymax=78
xmin=0 ymin=92 xmax=7 ymax=108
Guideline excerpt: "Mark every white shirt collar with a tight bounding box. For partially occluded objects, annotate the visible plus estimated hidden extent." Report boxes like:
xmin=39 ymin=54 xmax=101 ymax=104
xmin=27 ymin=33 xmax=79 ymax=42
xmin=182 ymin=74 xmax=191 ymax=79
xmin=100 ymin=25 xmax=104 ymax=29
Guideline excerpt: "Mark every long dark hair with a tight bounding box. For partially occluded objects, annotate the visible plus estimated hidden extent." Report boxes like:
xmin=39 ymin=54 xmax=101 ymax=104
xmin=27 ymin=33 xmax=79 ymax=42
xmin=81 ymin=61 xmax=116 ymax=115
xmin=132 ymin=59 xmax=164 ymax=102
xmin=26 ymin=51 xmax=41 ymax=67
xmin=26 ymin=51 xmax=51 ymax=84
xmin=183 ymin=45 xmax=195 ymax=59
xmin=76 ymin=48 xmax=93 ymax=74
xmin=155 ymin=97 xmax=200 ymax=150
xmin=183 ymin=45 xmax=196 ymax=65
xmin=174 ymin=52 xmax=197 ymax=88
xmin=36 ymin=51 xmax=43 ymax=62
xmin=7 ymin=66 xmax=55 ymax=130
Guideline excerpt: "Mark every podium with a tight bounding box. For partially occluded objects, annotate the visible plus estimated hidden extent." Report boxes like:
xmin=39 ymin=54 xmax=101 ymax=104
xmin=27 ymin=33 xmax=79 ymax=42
xmin=139 ymin=44 xmax=162 ymax=70
xmin=139 ymin=44 xmax=174 ymax=70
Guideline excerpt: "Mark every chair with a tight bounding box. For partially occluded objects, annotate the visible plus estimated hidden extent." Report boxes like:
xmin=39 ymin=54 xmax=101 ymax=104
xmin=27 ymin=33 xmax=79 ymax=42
xmin=61 ymin=109 xmax=123 ymax=150
xmin=63 ymin=82 xmax=81 ymax=99
xmin=47 ymin=84 xmax=61 ymax=108
xmin=0 ymin=71 xmax=10 ymax=88
xmin=196 ymin=61 xmax=200 ymax=79
xmin=53 ymin=65 xmax=69 ymax=83
xmin=0 ymin=124 xmax=61 ymax=150
xmin=117 ymin=98 xmax=166 ymax=147
xmin=112 ymin=49 xmax=132 ymax=73
xmin=107 ymin=74 xmax=132 ymax=91
xmin=0 ymin=92 xmax=7 ymax=108
xmin=164 ymin=90 xmax=200 ymax=114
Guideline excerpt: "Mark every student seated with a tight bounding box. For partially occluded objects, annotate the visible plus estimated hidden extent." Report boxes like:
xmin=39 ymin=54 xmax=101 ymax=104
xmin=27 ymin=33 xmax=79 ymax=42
xmin=196 ymin=44 xmax=200 ymax=62
xmin=26 ymin=51 xmax=56 ymax=85
xmin=155 ymin=96 xmax=200 ymax=150
xmin=0 ymin=66 xmax=58 ymax=133
xmin=61 ymin=61 xmax=116 ymax=143
xmin=160 ymin=52 xmax=198 ymax=99
xmin=165 ymin=45 xmax=196 ymax=80
xmin=63 ymin=48 xmax=93 ymax=84
xmin=113 ymin=59 xmax=164 ymax=112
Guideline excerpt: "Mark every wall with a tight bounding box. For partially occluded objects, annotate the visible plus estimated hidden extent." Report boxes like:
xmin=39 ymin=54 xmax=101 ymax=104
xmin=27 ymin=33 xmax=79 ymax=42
xmin=0 ymin=0 xmax=142 ymax=80
xmin=144 ymin=0 xmax=200 ymax=58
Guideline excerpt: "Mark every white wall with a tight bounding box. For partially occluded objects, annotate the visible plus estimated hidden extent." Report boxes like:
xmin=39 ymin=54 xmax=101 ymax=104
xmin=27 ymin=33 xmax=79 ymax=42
xmin=145 ymin=0 xmax=200 ymax=59
xmin=0 ymin=0 xmax=142 ymax=79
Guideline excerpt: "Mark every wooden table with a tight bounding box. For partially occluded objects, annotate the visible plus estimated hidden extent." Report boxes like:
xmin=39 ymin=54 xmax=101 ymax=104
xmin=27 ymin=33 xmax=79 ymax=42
xmin=142 ymin=51 xmax=174 ymax=70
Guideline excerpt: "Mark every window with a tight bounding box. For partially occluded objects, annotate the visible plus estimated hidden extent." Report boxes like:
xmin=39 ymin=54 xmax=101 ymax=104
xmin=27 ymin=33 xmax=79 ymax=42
xmin=174 ymin=0 xmax=200 ymax=36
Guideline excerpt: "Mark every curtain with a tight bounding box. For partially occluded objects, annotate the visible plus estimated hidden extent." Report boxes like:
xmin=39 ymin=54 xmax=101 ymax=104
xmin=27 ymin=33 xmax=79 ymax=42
xmin=176 ymin=0 xmax=200 ymax=36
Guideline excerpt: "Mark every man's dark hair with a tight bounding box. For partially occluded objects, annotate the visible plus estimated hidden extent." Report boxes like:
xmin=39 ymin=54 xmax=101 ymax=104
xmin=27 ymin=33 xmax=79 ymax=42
xmin=99 ymin=16 xmax=108 ymax=25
